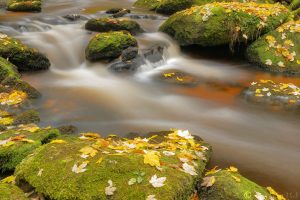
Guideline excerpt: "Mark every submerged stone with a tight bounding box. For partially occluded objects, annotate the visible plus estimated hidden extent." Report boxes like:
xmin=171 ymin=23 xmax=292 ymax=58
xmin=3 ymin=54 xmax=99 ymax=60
xmin=0 ymin=33 xmax=50 ymax=71
xmin=241 ymin=80 xmax=300 ymax=110
xmin=7 ymin=0 xmax=41 ymax=12
xmin=159 ymin=2 xmax=289 ymax=48
xmin=246 ymin=20 xmax=300 ymax=75
xmin=0 ymin=126 xmax=60 ymax=173
xmin=199 ymin=169 xmax=285 ymax=200
xmin=0 ymin=183 xmax=27 ymax=200
xmin=85 ymin=31 xmax=138 ymax=61
xmin=85 ymin=18 xmax=144 ymax=35
xmin=15 ymin=130 xmax=211 ymax=200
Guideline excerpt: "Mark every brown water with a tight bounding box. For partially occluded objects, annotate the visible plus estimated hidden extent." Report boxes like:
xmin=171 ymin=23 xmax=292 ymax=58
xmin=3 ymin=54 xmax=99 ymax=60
xmin=0 ymin=0 xmax=299 ymax=198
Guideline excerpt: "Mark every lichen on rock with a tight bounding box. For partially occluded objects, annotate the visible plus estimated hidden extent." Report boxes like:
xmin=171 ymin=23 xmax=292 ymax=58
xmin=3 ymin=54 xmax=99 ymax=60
xmin=85 ymin=18 xmax=144 ymax=35
xmin=14 ymin=130 xmax=211 ymax=200
xmin=159 ymin=2 xmax=289 ymax=48
xmin=7 ymin=0 xmax=41 ymax=12
xmin=85 ymin=31 xmax=138 ymax=61
xmin=0 ymin=33 xmax=50 ymax=71
xmin=246 ymin=20 xmax=300 ymax=75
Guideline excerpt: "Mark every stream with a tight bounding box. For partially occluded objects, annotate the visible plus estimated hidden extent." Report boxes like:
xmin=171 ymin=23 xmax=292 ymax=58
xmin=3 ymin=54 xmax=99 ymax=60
xmin=0 ymin=0 xmax=299 ymax=198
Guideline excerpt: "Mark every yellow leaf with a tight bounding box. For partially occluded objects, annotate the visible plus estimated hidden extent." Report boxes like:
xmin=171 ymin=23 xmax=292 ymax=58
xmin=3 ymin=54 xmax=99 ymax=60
xmin=79 ymin=146 xmax=98 ymax=157
xmin=201 ymin=176 xmax=215 ymax=187
xmin=20 ymin=138 xmax=35 ymax=143
xmin=143 ymin=151 xmax=161 ymax=167
xmin=231 ymin=175 xmax=241 ymax=182
xmin=1 ymin=175 xmax=15 ymax=184
xmin=226 ymin=166 xmax=238 ymax=173
xmin=205 ymin=166 xmax=220 ymax=176
xmin=50 ymin=140 xmax=66 ymax=144
xmin=96 ymin=157 xmax=104 ymax=164
xmin=3 ymin=141 xmax=15 ymax=147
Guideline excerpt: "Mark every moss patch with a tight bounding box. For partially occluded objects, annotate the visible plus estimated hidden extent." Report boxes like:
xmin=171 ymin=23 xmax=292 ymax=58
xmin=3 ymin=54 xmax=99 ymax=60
xmin=7 ymin=0 xmax=41 ymax=12
xmin=159 ymin=2 xmax=289 ymax=48
xmin=0 ymin=126 xmax=60 ymax=173
xmin=85 ymin=18 xmax=144 ymax=35
xmin=241 ymin=79 xmax=300 ymax=110
xmin=0 ymin=33 xmax=50 ymax=71
xmin=15 ymin=130 xmax=211 ymax=200
xmin=246 ymin=20 xmax=300 ymax=75
xmin=199 ymin=168 xmax=285 ymax=200
xmin=85 ymin=31 xmax=138 ymax=61
xmin=0 ymin=183 xmax=28 ymax=200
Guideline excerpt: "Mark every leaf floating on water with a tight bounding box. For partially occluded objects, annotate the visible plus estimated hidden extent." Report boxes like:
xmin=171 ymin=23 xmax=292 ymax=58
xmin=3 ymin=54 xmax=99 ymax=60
xmin=149 ymin=174 xmax=166 ymax=188
xmin=105 ymin=180 xmax=117 ymax=196
xmin=201 ymin=176 xmax=215 ymax=187
xmin=144 ymin=151 xmax=161 ymax=167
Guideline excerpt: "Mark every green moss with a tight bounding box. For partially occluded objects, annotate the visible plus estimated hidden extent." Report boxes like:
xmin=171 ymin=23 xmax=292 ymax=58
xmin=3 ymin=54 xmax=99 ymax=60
xmin=199 ymin=170 xmax=274 ymax=199
xmin=0 ymin=127 xmax=60 ymax=173
xmin=85 ymin=18 xmax=144 ymax=35
xmin=134 ymin=0 xmax=275 ymax=14
xmin=0 ymin=33 xmax=50 ymax=71
xmin=159 ymin=2 xmax=289 ymax=47
xmin=15 ymin=131 xmax=212 ymax=200
xmin=7 ymin=0 xmax=41 ymax=12
xmin=0 ymin=183 xmax=28 ymax=200
xmin=85 ymin=31 xmax=138 ymax=61
xmin=0 ymin=57 xmax=40 ymax=98
xmin=246 ymin=20 xmax=300 ymax=75
xmin=290 ymin=0 xmax=300 ymax=10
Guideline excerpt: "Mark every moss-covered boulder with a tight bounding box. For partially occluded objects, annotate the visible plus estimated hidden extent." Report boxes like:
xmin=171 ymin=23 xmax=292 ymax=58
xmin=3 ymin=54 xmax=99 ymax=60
xmin=85 ymin=31 xmax=138 ymax=61
xmin=246 ymin=20 xmax=300 ymax=74
xmin=0 ymin=183 xmax=28 ymax=200
xmin=159 ymin=2 xmax=289 ymax=47
xmin=0 ymin=33 xmax=50 ymax=71
xmin=15 ymin=130 xmax=211 ymax=199
xmin=241 ymin=79 xmax=300 ymax=110
xmin=85 ymin=18 xmax=144 ymax=35
xmin=199 ymin=167 xmax=286 ymax=200
xmin=134 ymin=0 xmax=275 ymax=14
xmin=7 ymin=0 xmax=41 ymax=12
xmin=0 ymin=125 xmax=60 ymax=173
xmin=290 ymin=0 xmax=300 ymax=10
xmin=0 ymin=57 xmax=40 ymax=98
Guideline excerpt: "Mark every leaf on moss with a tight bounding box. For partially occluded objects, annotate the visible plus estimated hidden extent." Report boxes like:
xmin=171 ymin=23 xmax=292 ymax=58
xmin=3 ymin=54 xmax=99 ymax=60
xmin=267 ymin=187 xmax=286 ymax=200
xmin=201 ymin=176 xmax=215 ymax=187
xmin=144 ymin=151 xmax=161 ymax=167
xmin=79 ymin=146 xmax=98 ymax=158
xmin=205 ymin=166 xmax=220 ymax=176
xmin=50 ymin=139 xmax=67 ymax=144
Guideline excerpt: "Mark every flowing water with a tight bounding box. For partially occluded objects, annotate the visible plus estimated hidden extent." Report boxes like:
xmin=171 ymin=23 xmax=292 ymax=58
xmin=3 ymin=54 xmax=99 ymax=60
xmin=0 ymin=0 xmax=299 ymax=198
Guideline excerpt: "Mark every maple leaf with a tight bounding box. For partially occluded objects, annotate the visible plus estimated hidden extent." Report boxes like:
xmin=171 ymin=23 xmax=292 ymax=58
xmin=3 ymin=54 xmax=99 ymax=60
xmin=72 ymin=161 xmax=88 ymax=173
xmin=105 ymin=180 xmax=117 ymax=196
xmin=255 ymin=192 xmax=265 ymax=200
xmin=143 ymin=151 xmax=161 ymax=167
xmin=205 ymin=166 xmax=220 ymax=176
xmin=226 ymin=166 xmax=238 ymax=172
xmin=50 ymin=140 xmax=66 ymax=144
xmin=201 ymin=176 xmax=215 ymax=187
xmin=149 ymin=174 xmax=166 ymax=188
xmin=182 ymin=163 xmax=198 ymax=176
xmin=79 ymin=146 xmax=98 ymax=158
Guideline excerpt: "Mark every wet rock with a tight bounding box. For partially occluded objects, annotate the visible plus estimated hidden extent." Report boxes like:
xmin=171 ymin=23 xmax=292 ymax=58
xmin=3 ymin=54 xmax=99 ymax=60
xmin=0 ymin=126 xmax=60 ymax=173
xmin=0 ymin=57 xmax=41 ymax=98
xmin=0 ymin=33 xmax=50 ymax=71
xmin=134 ymin=0 xmax=275 ymax=14
xmin=129 ymin=14 xmax=167 ymax=20
xmin=13 ymin=110 xmax=40 ymax=125
xmin=7 ymin=0 xmax=41 ymax=12
xmin=63 ymin=14 xmax=88 ymax=21
xmin=112 ymin=9 xmax=131 ymax=18
xmin=121 ymin=47 xmax=138 ymax=62
xmin=199 ymin=169 xmax=284 ymax=200
xmin=57 ymin=125 xmax=78 ymax=135
xmin=106 ymin=8 xmax=126 ymax=14
xmin=14 ymin=131 xmax=211 ymax=200
xmin=155 ymin=70 xmax=199 ymax=86
xmin=85 ymin=31 xmax=138 ymax=61
xmin=246 ymin=20 xmax=300 ymax=75
xmin=109 ymin=45 xmax=165 ymax=72
xmin=159 ymin=2 xmax=289 ymax=48
xmin=241 ymin=80 xmax=300 ymax=110
xmin=85 ymin=18 xmax=144 ymax=35
xmin=0 ymin=183 xmax=27 ymax=200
